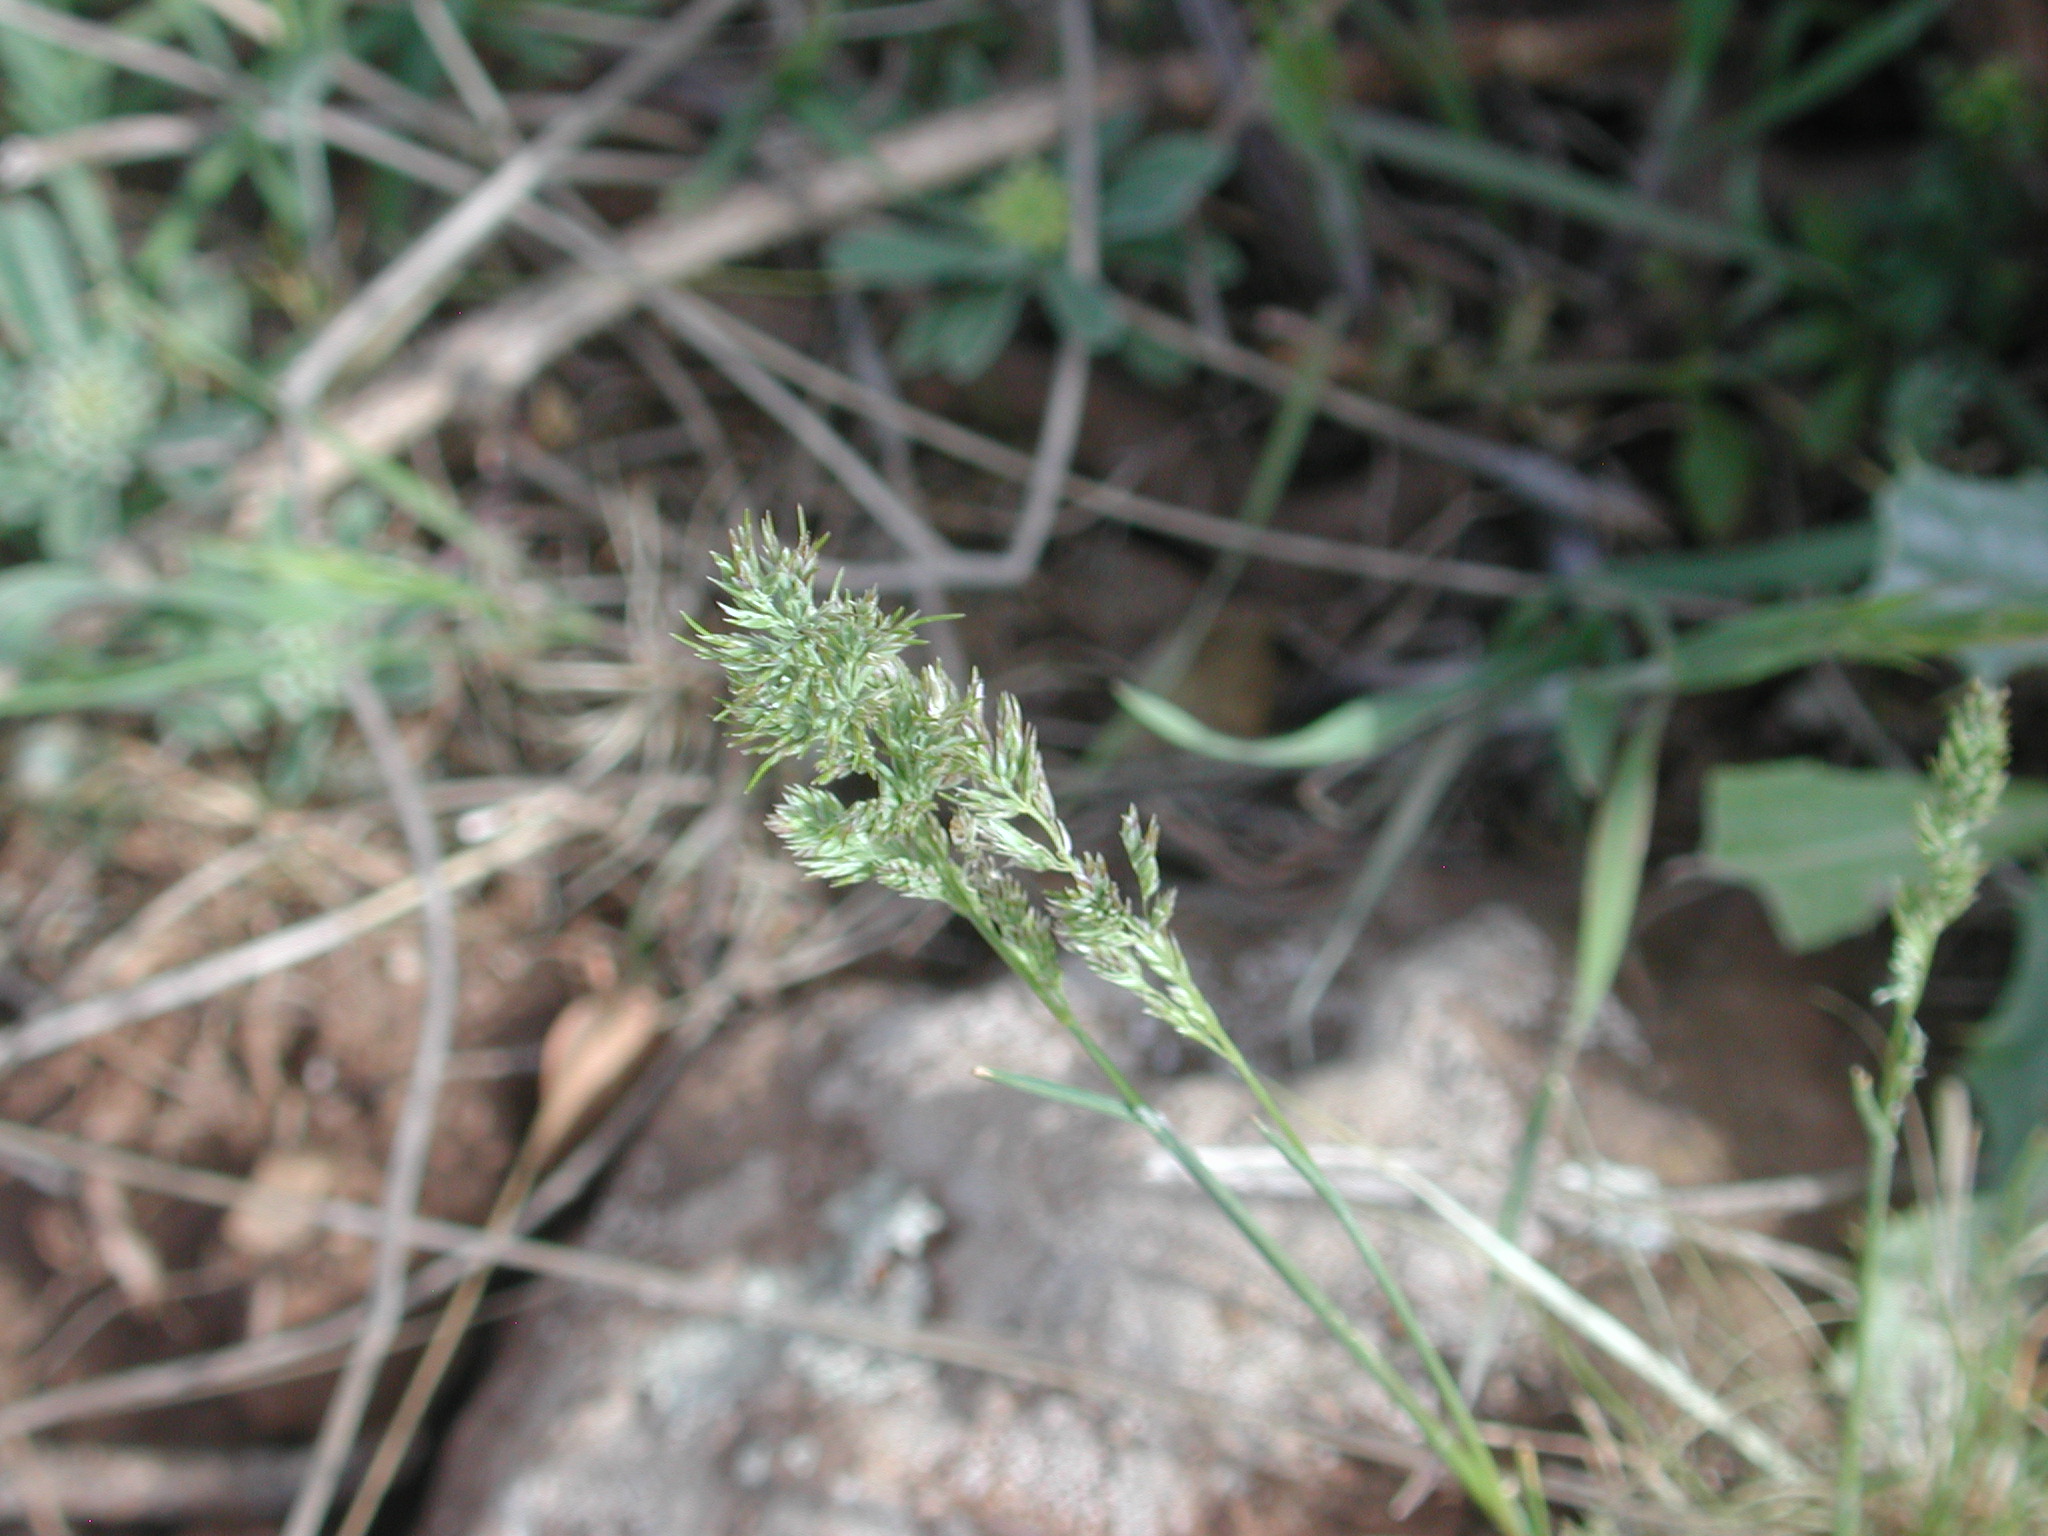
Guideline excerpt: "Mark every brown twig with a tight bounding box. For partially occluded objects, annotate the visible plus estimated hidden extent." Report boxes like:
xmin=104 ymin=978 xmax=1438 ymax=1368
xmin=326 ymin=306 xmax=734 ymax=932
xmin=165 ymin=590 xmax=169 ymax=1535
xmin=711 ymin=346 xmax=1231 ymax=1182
xmin=0 ymin=799 xmax=580 ymax=1077
xmin=0 ymin=1445 xmax=328 ymax=1525
xmin=228 ymin=73 xmax=1139 ymax=529
xmin=684 ymin=300 xmax=1558 ymax=600
xmin=276 ymin=0 xmax=749 ymax=414
xmin=0 ymin=1284 xmax=538 ymax=1443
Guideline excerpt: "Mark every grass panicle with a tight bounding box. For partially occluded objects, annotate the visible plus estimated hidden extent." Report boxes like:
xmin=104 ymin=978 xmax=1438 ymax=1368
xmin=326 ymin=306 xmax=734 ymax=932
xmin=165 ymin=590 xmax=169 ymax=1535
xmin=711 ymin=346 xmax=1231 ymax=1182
xmin=686 ymin=520 xmax=1840 ymax=1534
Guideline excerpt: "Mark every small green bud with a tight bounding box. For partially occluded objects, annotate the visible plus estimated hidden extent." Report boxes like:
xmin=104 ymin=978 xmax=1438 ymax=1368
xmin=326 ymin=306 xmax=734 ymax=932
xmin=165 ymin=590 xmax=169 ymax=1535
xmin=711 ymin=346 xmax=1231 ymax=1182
xmin=974 ymin=161 xmax=1068 ymax=259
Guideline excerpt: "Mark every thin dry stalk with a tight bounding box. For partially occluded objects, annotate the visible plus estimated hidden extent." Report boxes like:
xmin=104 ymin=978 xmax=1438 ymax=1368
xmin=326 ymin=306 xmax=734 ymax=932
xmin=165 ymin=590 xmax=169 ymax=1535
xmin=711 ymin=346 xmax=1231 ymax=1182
xmin=0 ymin=113 xmax=210 ymax=189
xmin=407 ymin=0 xmax=518 ymax=152
xmin=276 ymin=0 xmax=749 ymax=413
xmin=0 ymin=1439 xmax=74 ymax=1536
xmin=0 ymin=1445 xmax=319 ymax=1526
xmin=229 ymin=74 xmax=1139 ymax=528
xmin=1120 ymin=300 xmax=1664 ymax=533
xmin=0 ymin=886 xmax=922 ymax=1442
xmin=278 ymin=671 xmax=462 ymax=1536
xmin=0 ymin=797 xmax=583 ymax=1076
xmin=0 ymin=0 xmax=236 ymax=96
xmin=992 ymin=0 xmax=1101 ymax=582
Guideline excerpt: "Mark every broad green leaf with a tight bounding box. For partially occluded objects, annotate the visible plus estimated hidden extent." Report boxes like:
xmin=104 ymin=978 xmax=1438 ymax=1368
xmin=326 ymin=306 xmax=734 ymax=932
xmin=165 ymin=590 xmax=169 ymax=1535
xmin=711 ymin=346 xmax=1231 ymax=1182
xmin=1676 ymin=400 xmax=1758 ymax=542
xmin=1100 ymin=135 xmax=1234 ymax=243
xmin=1117 ymin=328 xmax=1191 ymax=387
xmin=1870 ymin=461 xmax=2048 ymax=677
xmin=826 ymin=225 xmax=1025 ymax=287
xmin=892 ymin=284 xmax=1025 ymax=382
xmin=1798 ymin=364 xmax=1871 ymax=461
xmin=1037 ymin=269 xmax=1124 ymax=351
xmin=1702 ymin=760 xmax=2048 ymax=950
xmin=1963 ymin=876 xmax=2048 ymax=1184
xmin=1755 ymin=310 xmax=1850 ymax=373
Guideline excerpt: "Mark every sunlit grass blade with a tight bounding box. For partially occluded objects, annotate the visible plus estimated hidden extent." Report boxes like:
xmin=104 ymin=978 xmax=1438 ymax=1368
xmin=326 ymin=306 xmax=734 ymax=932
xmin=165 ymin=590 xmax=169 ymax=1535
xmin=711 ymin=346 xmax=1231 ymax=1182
xmin=1367 ymin=1145 xmax=1808 ymax=1483
xmin=971 ymin=1067 xmax=1141 ymax=1124
xmin=1461 ymin=697 xmax=1670 ymax=1401
xmin=1283 ymin=715 xmax=1485 ymax=1064
xmin=1089 ymin=296 xmax=1347 ymax=766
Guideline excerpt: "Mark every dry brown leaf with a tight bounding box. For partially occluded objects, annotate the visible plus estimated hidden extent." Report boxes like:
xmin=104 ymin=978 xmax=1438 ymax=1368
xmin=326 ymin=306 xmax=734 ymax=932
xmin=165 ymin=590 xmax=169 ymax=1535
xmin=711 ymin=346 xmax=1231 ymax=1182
xmin=80 ymin=1176 xmax=166 ymax=1310
xmin=220 ymin=1151 xmax=339 ymax=1259
xmin=531 ymin=986 xmax=662 ymax=1162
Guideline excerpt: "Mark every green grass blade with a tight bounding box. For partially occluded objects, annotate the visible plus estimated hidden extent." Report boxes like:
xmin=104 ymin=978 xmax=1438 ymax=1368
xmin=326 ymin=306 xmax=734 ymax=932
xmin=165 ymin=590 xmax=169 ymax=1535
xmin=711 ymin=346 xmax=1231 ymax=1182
xmin=1283 ymin=715 xmax=1484 ymax=1058
xmin=316 ymin=425 xmax=503 ymax=566
xmin=1256 ymin=1123 xmax=1512 ymax=1507
xmin=1462 ymin=699 xmax=1670 ymax=1400
xmin=1722 ymin=0 xmax=1951 ymax=145
xmin=1606 ymin=522 xmax=1875 ymax=598
xmin=1368 ymin=1150 xmax=1809 ymax=1483
xmin=1564 ymin=697 xmax=1668 ymax=1042
xmin=1091 ymin=300 xmax=1347 ymax=765
xmin=974 ymin=1067 xmax=1141 ymax=1123
xmin=1335 ymin=110 xmax=1807 ymax=272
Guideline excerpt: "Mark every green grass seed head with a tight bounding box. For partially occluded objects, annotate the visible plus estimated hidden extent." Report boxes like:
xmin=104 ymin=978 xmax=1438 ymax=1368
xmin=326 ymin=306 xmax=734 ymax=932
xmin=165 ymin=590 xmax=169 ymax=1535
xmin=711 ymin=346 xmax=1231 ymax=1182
xmin=12 ymin=338 xmax=164 ymax=481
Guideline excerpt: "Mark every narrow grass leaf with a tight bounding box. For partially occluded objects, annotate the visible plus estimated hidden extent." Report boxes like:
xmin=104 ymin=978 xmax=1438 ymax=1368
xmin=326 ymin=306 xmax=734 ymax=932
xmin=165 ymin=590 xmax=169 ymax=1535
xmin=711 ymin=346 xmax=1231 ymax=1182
xmin=1647 ymin=592 xmax=2048 ymax=694
xmin=1336 ymin=110 xmax=1803 ymax=271
xmin=1112 ymin=676 xmax=1466 ymax=767
xmin=1565 ymin=698 xmax=1667 ymax=1040
xmin=1368 ymin=1152 xmax=1809 ymax=1483
xmin=1606 ymin=521 xmax=1875 ymax=598
xmin=1723 ymin=0 xmax=1951 ymax=145
xmin=828 ymin=224 xmax=1027 ymax=286
xmin=0 ymin=194 xmax=86 ymax=353
xmin=317 ymin=428 xmax=503 ymax=566
xmin=973 ymin=1068 xmax=1140 ymax=1123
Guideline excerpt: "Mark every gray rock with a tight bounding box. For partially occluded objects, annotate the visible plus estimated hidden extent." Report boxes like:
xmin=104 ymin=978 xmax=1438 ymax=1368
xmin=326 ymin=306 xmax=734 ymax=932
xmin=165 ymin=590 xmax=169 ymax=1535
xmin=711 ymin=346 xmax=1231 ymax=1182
xmin=420 ymin=901 xmax=1729 ymax=1536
